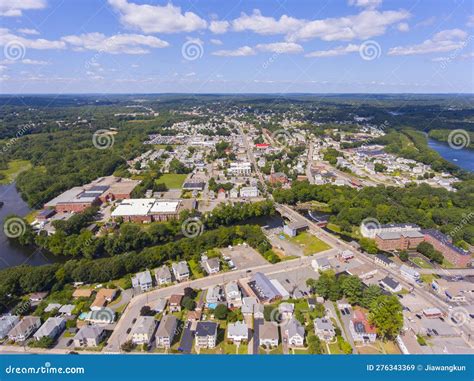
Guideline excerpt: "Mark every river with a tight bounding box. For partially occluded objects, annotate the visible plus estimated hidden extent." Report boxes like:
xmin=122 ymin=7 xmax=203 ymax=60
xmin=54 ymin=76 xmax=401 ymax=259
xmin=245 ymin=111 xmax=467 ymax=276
xmin=0 ymin=184 xmax=60 ymax=270
xmin=428 ymin=138 xmax=474 ymax=173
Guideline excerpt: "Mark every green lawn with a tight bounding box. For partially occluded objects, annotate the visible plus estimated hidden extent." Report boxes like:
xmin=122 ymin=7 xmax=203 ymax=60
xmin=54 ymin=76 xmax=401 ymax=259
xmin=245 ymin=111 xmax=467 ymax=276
xmin=410 ymin=257 xmax=433 ymax=269
xmin=156 ymin=173 xmax=188 ymax=189
xmin=0 ymin=160 xmax=31 ymax=184
xmin=289 ymin=231 xmax=331 ymax=255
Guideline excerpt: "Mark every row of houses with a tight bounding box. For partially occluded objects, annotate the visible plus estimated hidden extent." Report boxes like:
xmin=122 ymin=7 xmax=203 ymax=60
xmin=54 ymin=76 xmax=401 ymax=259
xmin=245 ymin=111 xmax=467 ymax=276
xmin=132 ymin=261 xmax=191 ymax=292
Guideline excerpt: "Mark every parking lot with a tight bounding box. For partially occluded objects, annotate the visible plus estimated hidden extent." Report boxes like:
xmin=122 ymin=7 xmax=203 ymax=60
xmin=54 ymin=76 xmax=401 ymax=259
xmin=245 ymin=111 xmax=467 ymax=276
xmin=221 ymin=245 xmax=268 ymax=270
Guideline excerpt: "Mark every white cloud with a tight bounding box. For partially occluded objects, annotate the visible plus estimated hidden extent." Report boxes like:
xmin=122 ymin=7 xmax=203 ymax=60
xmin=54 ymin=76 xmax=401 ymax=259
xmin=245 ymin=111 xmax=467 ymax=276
xmin=397 ymin=22 xmax=409 ymax=32
xmin=209 ymin=20 xmax=229 ymax=34
xmin=255 ymin=42 xmax=303 ymax=54
xmin=467 ymin=15 xmax=474 ymax=28
xmin=1 ymin=58 xmax=48 ymax=65
xmin=212 ymin=46 xmax=256 ymax=57
xmin=61 ymin=33 xmax=169 ymax=54
xmin=232 ymin=10 xmax=304 ymax=35
xmin=210 ymin=39 xmax=223 ymax=45
xmin=388 ymin=29 xmax=469 ymax=56
xmin=348 ymin=0 xmax=382 ymax=9
xmin=108 ymin=0 xmax=207 ymax=34
xmin=17 ymin=28 xmax=40 ymax=35
xmin=0 ymin=0 xmax=46 ymax=17
xmin=0 ymin=28 xmax=65 ymax=49
xmin=288 ymin=9 xmax=410 ymax=41
xmin=305 ymin=44 xmax=360 ymax=57
xmin=415 ymin=16 xmax=436 ymax=28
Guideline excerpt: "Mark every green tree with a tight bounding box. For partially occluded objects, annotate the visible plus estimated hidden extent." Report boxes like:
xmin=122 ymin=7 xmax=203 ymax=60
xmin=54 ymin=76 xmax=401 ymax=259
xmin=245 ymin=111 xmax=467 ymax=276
xmin=213 ymin=304 xmax=228 ymax=320
xmin=369 ymin=295 xmax=403 ymax=340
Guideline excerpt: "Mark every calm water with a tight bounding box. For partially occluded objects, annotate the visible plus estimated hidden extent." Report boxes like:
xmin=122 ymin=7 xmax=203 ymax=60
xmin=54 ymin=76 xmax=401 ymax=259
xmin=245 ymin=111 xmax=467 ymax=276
xmin=428 ymin=139 xmax=474 ymax=173
xmin=0 ymin=184 xmax=60 ymax=270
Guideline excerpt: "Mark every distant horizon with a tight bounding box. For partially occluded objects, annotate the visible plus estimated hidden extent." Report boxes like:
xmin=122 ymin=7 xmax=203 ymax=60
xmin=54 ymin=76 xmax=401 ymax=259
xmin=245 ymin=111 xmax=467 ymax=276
xmin=1 ymin=92 xmax=473 ymax=96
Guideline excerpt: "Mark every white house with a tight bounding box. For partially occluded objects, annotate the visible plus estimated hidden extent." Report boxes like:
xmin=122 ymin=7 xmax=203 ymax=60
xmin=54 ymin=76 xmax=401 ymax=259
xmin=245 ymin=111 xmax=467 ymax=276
xmin=195 ymin=321 xmax=218 ymax=349
xmin=155 ymin=315 xmax=177 ymax=348
xmin=259 ymin=321 xmax=279 ymax=348
xmin=132 ymin=270 xmax=153 ymax=291
xmin=240 ymin=186 xmax=259 ymax=198
xmin=8 ymin=316 xmax=41 ymax=342
xmin=172 ymin=261 xmax=190 ymax=282
xmin=0 ymin=315 xmax=19 ymax=339
xmin=73 ymin=325 xmax=105 ymax=348
xmin=227 ymin=321 xmax=249 ymax=343
xmin=399 ymin=264 xmax=420 ymax=283
xmin=130 ymin=316 xmax=156 ymax=345
xmin=155 ymin=266 xmax=172 ymax=285
xmin=284 ymin=318 xmax=305 ymax=347
xmin=225 ymin=281 xmax=242 ymax=308
xmin=33 ymin=317 xmax=66 ymax=341
xmin=314 ymin=317 xmax=335 ymax=342
xmin=311 ymin=257 xmax=331 ymax=272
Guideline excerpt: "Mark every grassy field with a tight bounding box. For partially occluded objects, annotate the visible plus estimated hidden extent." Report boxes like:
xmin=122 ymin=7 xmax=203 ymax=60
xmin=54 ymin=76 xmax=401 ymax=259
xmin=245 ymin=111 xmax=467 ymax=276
xmin=0 ymin=160 xmax=31 ymax=184
xmin=289 ymin=231 xmax=332 ymax=255
xmin=156 ymin=174 xmax=188 ymax=189
xmin=410 ymin=257 xmax=433 ymax=269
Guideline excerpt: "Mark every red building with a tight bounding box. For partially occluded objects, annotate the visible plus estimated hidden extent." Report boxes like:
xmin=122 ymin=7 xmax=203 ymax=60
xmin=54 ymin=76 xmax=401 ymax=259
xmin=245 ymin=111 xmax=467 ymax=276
xmin=375 ymin=231 xmax=424 ymax=251
xmin=422 ymin=229 xmax=471 ymax=267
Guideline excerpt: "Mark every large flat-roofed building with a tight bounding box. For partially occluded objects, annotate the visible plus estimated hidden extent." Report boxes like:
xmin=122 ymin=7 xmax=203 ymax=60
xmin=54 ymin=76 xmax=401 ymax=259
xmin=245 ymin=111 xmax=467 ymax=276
xmin=361 ymin=222 xmax=420 ymax=239
xmin=111 ymin=199 xmax=195 ymax=223
xmin=44 ymin=176 xmax=140 ymax=214
xmin=422 ymin=229 xmax=471 ymax=267
xmin=228 ymin=162 xmax=252 ymax=176
xmin=375 ymin=230 xmax=424 ymax=251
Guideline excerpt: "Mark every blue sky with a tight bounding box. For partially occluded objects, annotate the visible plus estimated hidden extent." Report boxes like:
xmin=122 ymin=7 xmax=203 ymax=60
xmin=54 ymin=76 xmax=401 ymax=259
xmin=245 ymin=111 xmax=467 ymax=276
xmin=0 ymin=0 xmax=473 ymax=93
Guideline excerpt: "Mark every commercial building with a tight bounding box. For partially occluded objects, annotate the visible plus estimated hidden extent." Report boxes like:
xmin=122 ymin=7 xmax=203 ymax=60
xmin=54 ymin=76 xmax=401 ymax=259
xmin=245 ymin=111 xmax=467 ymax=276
xmin=374 ymin=230 xmax=424 ymax=251
xmin=422 ymin=229 xmax=471 ymax=267
xmin=111 ymin=199 xmax=196 ymax=223
xmin=248 ymin=272 xmax=282 ymax=303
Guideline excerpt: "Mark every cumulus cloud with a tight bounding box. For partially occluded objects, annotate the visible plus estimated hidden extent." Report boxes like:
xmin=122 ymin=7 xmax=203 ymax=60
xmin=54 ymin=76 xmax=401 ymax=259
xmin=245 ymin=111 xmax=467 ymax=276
xmin=305 ymin=44 xmax=360 ymax=57
xmin=209 ymin=20 xmax=229 ymax=34
xmin=61 ymin=33 xmax=169 ymax=54
xmin=288 ymin=9 xmax=410 ymax=41
xmin=18 ymin=28 xmax=40 ymax=35
xmin=397 ymin=22 xmax=409 ymax=32
xmin=232 ymin=10 xmax=304 ymax=35
xmin=255 ymin=42 xmax=303 ymax=54
xmin=388 ymin=28 xmax=469 ymax=56
xmin=210 ymin=39 xmax=223 ymax=45
xmin=1 ymin=58 xmax=48 ymax=65
xmin=0 ymin=28 xmax=65 ymax=50
xmin=0 ymin=0 xmax=46 ymax=17
xmin=108 ymin=0 xmax=207 ymax=34
xmin=348 ymin=0 xmax=382 ymax=9
xmin=212 ymin=46 xmax=256 ymax=57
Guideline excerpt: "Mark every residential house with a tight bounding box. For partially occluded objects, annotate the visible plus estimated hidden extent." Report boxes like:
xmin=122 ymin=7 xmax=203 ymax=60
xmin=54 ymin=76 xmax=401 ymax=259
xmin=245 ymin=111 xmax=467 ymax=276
xmin=202 ymin=257 xmax=220 ymax=275
xmin=349 ymin=310 xmax=377 ymax=343
xmin=58 ymin=304 xmax=75 ymax=317
xmin=44 ymin=303 xmax=62 ymax=313
xmin=155 ymin=266 xmax=172 ymax=285
xmin=169 ymin=294 xmax=183 ymax=312
xmin=132 ymin=270 xmax=153 ymax=292
xmin=241 ymin=297 xmax=261 ymax=317
xmin=195 ymin=321 xmax=218 ymax=349
xmin=155 ymin=315 xmax=178 ymax=348
xmin=278 ymin=303 xmax=295 ymax=320
xmin=380 ymin=276 xmax=402 ymax=293
xmin=374 ymin=254 xmax=395 ymax=268
xmin=33 ymin=317 xmax=66 ymax=341
xmin=172 ymin=261 xmax=190 ymax=282
xmin=225 ymin=281 xmax=242 ymax=308
xmin=248 ymin=272 xmax=281 ymax=303
xmin=206 ymin=285 xmax=224 ymax=309
xmin=91 ymin=289 xmax=117 ymax=311
xmin=0 ymin=315 xmax=20 ymax=339
xmin=311 ymin=257 xmax=331 ymax=272
xmin=130 ymin=316 xmax=156 ymax=345
xmin=259 ymin=322 xmax=279 ymax=348
xmin=8 ymin=316 xmax=41 ymax=342
xmin=307 ymin=298 xmax=317 ymax=310
xmin=314 ymin=317 xmax=335 ymax=342
xmin=29 ymin=292 xmax=48 ymax=305
xmin=227 ymin=321 xmax=249 ymax=343
xmin=152 ymin=298 xmax=167 ymax=314
xmin=73 ymin=325 xmax=105 ymax=348
xmin=283 ymin=318 xmax=305 ymax=347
